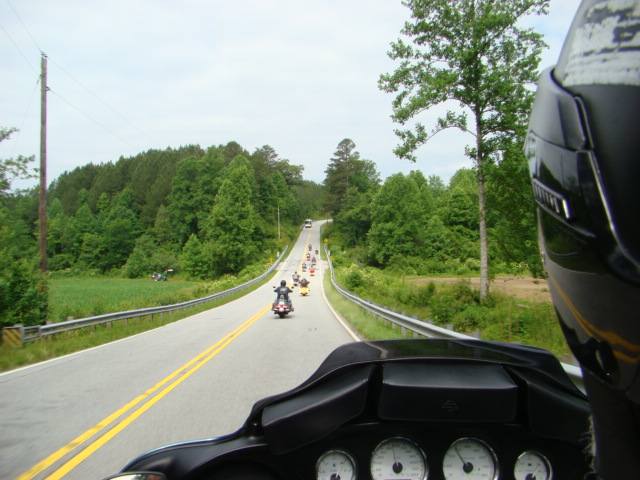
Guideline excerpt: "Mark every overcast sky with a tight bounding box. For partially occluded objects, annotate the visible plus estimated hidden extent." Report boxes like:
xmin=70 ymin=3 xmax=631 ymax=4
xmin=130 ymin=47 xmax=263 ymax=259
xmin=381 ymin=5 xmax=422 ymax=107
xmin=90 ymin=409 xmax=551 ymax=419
xmin=1 ymin=0 xmax=582 ymax=191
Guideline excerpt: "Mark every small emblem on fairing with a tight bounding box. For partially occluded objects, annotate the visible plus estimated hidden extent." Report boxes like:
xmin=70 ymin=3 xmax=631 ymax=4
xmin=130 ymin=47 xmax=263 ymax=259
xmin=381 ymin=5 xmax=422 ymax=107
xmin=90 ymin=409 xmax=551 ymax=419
xmin=442 ymin=400 xmax=459 ymax=413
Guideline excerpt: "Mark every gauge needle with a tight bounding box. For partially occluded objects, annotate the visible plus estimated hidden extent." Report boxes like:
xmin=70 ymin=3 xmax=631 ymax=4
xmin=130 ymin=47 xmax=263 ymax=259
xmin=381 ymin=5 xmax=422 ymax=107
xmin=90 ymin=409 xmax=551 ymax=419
xmin=454 ymin=445 xmax=473 ymax=473
xmin=331 ymin=463 xmax=342 ymax=480
xmin=527 ymin=464 xmax=540 ymax=480
xmin=391 ymin=445 xmax=403 ymax=474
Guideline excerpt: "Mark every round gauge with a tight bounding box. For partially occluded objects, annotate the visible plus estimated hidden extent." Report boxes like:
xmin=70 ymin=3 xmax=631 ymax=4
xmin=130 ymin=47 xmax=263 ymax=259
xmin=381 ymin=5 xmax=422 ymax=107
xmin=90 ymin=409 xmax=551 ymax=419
xmin=370 ymin=437 xmax=428 ymax=480
xmin=442 ymin=437 xmax=498 ymax=480
xmin=316 ymin=449 xmax=357 ymax=480
xmin=514 ymin=450 xmax=552 ymax=480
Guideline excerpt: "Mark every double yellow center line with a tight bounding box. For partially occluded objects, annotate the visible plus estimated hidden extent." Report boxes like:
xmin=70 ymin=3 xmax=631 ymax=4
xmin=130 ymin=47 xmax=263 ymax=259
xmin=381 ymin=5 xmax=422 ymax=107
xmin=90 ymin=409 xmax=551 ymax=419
xmin=17 ymin=304 xmax=271 ymax=480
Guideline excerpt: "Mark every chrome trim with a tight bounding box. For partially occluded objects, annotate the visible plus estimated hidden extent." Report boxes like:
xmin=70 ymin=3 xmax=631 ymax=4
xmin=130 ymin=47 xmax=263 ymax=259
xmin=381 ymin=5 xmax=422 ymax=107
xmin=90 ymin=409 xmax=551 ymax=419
xmin=532 ymin=179 xmax=572 ymax=220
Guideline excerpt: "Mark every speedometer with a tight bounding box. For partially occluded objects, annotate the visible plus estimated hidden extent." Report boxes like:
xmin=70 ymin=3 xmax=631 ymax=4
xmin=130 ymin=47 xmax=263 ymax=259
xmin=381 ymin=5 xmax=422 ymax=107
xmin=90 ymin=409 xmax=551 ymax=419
xmin=442 ymin=437 xmax=498 ymax=480
xmin=370 ymin=437 xmax=428 ymax=480
xmin=514 ymin=450 xmax=552 ymax=480
xmin=316 ymin=450 xmax=357 ymax=480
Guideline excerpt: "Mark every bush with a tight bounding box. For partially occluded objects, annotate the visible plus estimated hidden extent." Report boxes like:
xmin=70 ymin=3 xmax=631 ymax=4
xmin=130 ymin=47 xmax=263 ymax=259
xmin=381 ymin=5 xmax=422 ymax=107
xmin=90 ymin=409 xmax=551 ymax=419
xmin=343 ymin=265 xmax=366 ymax=290
xmin=464 ymin=257 xmax=481 ymax=272
xmin=48 ymin=253 xmax=75 ymax=271
xmin=428 ymin=280 xmax=479 ymax=324
xmin=238 ymin=258 xmax=274 ymax=281
xmin=386 ymin=255 xmax=417 ymax=276
xmin=411 ymin=282 xmax=436 ymax=307
xmin=451 ymin=304 xmax=493 ymax=332
xmin=180 ymin=234 xmax=210 ymax=279
xmin=422 ymin=259 xmax=449 ymax=275
xmin=0 ymin=256 xmax=48 ymax=328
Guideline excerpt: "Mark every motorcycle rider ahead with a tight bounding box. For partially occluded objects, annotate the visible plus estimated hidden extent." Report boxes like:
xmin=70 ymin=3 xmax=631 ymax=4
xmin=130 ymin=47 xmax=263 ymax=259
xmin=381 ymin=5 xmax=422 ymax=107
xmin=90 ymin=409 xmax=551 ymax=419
xmin=273 ymin=280 xmax=293 ymax=310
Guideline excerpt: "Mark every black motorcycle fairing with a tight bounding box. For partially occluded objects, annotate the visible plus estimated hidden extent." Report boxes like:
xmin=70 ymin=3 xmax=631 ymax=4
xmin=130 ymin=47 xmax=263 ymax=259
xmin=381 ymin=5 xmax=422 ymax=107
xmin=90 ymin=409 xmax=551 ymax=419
xmin=119 ymin=339 xmax=591 ymax=480
xmin=249 ymin=338 xmax=580 ymax=407
xmin=262 ymin=365 xmax=374 ymax=454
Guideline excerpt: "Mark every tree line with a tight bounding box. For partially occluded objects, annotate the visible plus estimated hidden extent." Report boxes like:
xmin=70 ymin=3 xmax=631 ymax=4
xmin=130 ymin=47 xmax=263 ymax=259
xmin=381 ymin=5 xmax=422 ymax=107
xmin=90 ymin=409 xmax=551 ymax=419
xmin=1 ymin=132 xmax=541 ymax=331
xmin=322 ymin=138 xmax=541 ymax=279
xmin=43 ymin=142 xmax=316 ymax=276
xmin=0 ymin=138 xmax=320 ymax=328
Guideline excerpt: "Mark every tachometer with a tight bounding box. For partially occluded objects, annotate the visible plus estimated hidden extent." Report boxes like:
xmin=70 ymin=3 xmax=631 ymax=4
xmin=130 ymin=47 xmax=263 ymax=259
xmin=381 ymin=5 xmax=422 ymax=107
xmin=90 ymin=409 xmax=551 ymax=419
xmin=442 ymin=437 xmax=498 ymax=480
xmin=514 ymin=450 xmax=552 ymax=480
xmin=316 ymin=449 xmax=357 ymax=480
xmin=370 ymin=437 xmax=428 ymax=480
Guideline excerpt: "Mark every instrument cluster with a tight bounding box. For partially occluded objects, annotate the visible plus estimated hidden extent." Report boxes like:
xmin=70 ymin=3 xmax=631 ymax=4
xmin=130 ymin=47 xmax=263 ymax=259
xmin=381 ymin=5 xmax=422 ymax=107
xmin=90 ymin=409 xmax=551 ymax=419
xmin=293 ymin=409 xmax=584 ymax=480
xmin=315 ymin=435 xmax=553 ymax=480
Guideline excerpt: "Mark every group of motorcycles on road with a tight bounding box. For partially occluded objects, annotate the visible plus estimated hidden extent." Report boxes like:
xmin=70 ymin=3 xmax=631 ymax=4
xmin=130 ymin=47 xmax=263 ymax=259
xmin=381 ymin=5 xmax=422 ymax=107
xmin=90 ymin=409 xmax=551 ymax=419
xmin=271 ymin=244 xmax=318 ymax=318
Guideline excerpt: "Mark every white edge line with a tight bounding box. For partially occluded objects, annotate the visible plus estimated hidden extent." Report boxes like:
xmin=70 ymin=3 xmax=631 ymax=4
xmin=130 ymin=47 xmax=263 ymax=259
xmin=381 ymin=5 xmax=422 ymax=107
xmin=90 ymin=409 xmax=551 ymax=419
xmin=0 ymin=323 xmax=168 ymax=379
xmin=320 ymin=265 xmax=362 ymax=342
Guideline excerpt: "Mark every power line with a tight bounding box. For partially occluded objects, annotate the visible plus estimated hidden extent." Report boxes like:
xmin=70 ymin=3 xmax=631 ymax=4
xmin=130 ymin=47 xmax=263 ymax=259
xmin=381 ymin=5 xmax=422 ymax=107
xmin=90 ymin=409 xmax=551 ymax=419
xmin=48 ymin=57 xmax=158 ymax=146
xmin=0 ymin=22 xmax=38 ymax=74
xmin=49 ymin=89 xmax=141 ymax=152
xmin=4 ymin=0 xmax=42 ymax=52
xmin=4 ymin=0 xmax=157 ymax=155
xmin=3 ymin=77 xmax=40 ymax=159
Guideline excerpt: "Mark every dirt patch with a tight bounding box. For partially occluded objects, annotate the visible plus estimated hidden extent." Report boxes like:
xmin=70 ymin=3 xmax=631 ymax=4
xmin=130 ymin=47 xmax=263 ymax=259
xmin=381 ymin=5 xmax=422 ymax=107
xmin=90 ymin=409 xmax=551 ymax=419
xmin=413 ymin=276 xmax=551 ymax=303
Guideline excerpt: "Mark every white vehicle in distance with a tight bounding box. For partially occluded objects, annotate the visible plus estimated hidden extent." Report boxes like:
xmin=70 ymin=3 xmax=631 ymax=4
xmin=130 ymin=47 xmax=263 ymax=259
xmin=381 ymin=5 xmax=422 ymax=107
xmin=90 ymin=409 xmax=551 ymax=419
xmin=304 ymin=219 xmax=312 ymax=228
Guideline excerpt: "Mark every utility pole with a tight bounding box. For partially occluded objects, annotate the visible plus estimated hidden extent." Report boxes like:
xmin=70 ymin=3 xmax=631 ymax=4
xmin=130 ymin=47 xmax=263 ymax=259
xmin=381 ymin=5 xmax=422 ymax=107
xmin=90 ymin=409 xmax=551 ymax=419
xmin=39 ymin=52 xmax=47 ymax=272
xmin=277 ymin=205 xmax=280 ymax=240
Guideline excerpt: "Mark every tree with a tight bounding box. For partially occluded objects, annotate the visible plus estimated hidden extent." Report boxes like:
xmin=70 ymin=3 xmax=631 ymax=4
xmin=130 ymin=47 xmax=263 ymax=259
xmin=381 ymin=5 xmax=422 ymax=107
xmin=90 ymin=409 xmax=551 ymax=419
xmin=100 ymin=189 xmax=141 ymax=271
xmin=335 ymin=190 xmax=377 ymax=248
xmin=324 ymin=139 xmax=380 ymax=216
xmin=203 ymin=165 xmax=257 ymax=275
xmin=250 ymin=145 xmax=280 ymax=180
xmin=47 ymin=198 xmax=74 ymax=268
xmin=152 ymin=204 xmax=174 ymax=246
xmin=180 ymin=234 xmax=209 ymax=279
xmin=424 ymin=215 xmax=452 ymax=262
xmin=0 ymin=128 xmax=37 ymax=195
xmin=294 ymin=180 xmax=324 ymax=221
xmin=167 ymin=154 xmax=222 ymax=246
xmin=0 ymin=128 xmax=47 ymax=327
xmin=72 ymin=203 xmax=96 ymax=258
xmin=443 ymin=172 xmax=481 ymax=260
xmin=123 ymin=235 xmax=157 ymax=278
xmin=379 ymin=0 xmax=548 ymax=300
xmin=124 ymin=234 xmax=177 ymax=279
xmin=77 ymin=232 xmax=104 ymax=270
xmin=368 ymin=173 xmax=427 ymax=266
xmin=486 ymin=139 xmax=543 ymax=276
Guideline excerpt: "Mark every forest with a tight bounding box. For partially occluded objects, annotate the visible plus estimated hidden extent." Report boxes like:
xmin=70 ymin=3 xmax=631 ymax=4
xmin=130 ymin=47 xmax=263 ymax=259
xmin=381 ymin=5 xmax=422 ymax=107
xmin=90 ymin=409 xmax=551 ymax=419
xmin=1 ymin=134 xmax=540 ymax=330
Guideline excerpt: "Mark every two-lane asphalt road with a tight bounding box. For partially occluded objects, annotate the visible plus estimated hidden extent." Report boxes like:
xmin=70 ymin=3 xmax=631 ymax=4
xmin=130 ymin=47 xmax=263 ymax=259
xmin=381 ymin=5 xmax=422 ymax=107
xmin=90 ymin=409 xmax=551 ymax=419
xmin=0 ymin=221 xmax=358 ymax=480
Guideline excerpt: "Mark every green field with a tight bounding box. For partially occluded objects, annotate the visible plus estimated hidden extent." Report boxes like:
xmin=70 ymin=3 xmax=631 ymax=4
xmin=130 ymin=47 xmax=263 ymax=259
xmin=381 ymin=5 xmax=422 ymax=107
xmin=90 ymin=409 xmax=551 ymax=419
xmin=0 ymin=274 xmax=276 ymax=372
xmin=48 ymin=277 xmax=206 ymax=323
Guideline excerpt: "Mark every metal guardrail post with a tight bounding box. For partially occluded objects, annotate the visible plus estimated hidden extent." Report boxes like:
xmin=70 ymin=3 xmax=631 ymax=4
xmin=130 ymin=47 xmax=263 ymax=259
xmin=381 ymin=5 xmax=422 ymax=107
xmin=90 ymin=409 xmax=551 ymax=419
xmin=2 ymin=325 xmax=23 ymax=347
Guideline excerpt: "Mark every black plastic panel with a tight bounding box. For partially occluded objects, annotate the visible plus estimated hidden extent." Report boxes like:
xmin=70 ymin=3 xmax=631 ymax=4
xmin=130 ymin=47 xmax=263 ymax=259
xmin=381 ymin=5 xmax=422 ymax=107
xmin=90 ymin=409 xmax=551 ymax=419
xmin=378 ymin=363 xmax=517 ymax=422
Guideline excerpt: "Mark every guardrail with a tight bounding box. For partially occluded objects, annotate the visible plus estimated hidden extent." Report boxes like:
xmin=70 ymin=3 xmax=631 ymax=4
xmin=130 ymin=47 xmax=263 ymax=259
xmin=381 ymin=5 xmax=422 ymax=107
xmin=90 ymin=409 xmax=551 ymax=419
xmin=4 ymin=247 xmax=289 ymax=345
xmin=324 ymin=246 xmax=584 ymax=392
